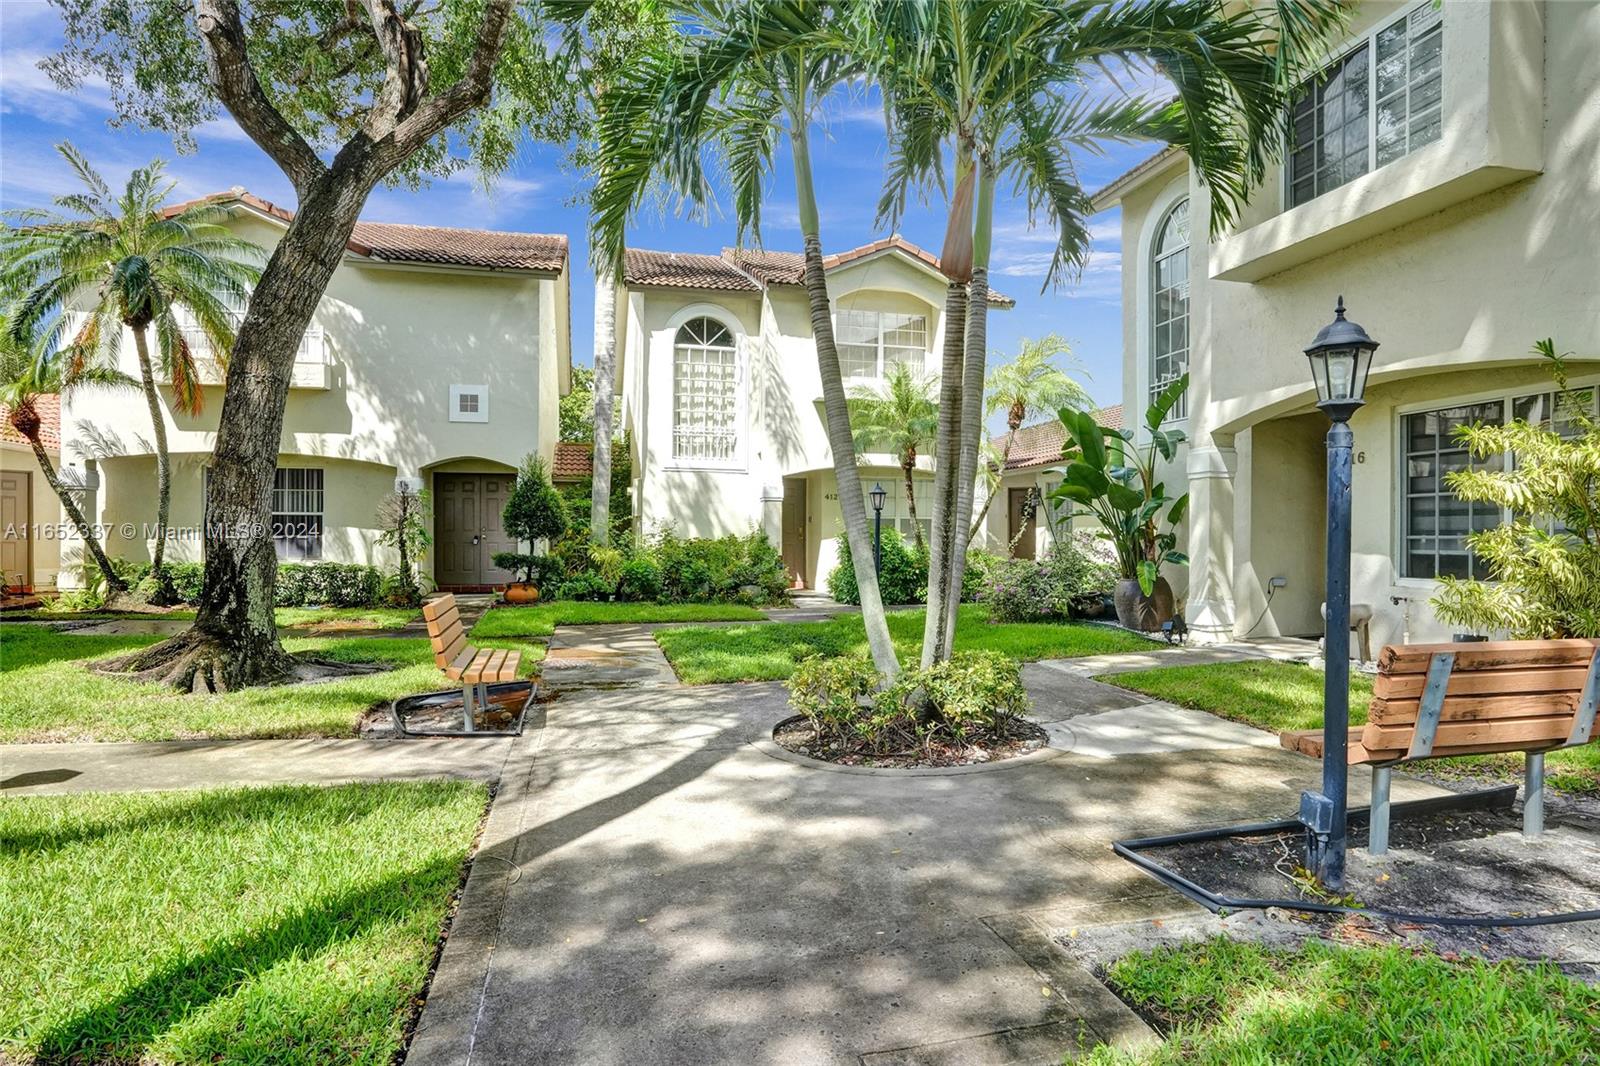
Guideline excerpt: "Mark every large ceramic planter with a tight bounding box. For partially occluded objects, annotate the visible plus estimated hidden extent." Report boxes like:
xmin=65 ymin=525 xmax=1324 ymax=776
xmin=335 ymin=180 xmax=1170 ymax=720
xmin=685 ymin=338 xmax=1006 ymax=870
xmin=1113 ymin=576 xmax=1174 ymax=632
xmin=504 ymin=582 xmax=540 ymax=605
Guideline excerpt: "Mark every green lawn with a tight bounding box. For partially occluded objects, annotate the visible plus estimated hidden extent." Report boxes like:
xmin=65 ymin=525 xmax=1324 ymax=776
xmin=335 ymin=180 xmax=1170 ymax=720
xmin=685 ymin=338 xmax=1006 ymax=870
xmin=4 ymin=607 xmax=416 ymax=629
xmin=655 ymin=604 xmax=1154 ymax=684
xmin=1086 ymin=937 xmax=1598 ymax=1064
xmin=1103 ymin=659 xmax=1600 ymax=794
xmin=0 ymin=625 xmax=539 ymax=742
xmin=470 ymin=600 xmax=768 ymax=639
xmin=0 ymin=782 xmax=486 ymax=1065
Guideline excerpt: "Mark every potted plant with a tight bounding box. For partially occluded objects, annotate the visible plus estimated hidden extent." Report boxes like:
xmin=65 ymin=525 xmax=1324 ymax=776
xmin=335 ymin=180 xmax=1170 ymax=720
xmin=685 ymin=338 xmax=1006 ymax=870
xmin=492 ymin=455 xmax=568 ymax=604
xmin=1046 ymin=375 xmax=1189 ymax=631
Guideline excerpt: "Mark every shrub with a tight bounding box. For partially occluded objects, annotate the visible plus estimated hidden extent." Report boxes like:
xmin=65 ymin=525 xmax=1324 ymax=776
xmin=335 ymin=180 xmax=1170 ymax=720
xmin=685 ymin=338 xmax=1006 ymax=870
xmin=982 ymin=539 xmax=1117 ymax=622
xmin=553 ymin=571 xmax=612 ymax=601
xmin=787 ymin=655 xmax=897 ymax=751
xmin=902 ymin=651 xmax=1027 ymax=744
xmin=499 ymin=455 xmax=567 ymax=584
xmin=826 ymin=529 xmax=926 ymax=606
xmin=167 ymin=562 xmax=206 ymax=604
xmin=275 ymin=562 xmax=382 ymax=607
xmin=615 ymin=556 xmax=663 ymax=602
xmin=376 ymin=485 xmax=430 ymax=608
xmin=651 ymin=528 xmax=785 ymax=605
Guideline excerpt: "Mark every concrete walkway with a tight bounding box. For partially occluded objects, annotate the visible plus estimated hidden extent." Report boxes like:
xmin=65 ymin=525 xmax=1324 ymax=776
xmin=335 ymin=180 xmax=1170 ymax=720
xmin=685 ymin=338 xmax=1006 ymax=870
xmin=405 ymin=636 xmax=1432 ymax=1065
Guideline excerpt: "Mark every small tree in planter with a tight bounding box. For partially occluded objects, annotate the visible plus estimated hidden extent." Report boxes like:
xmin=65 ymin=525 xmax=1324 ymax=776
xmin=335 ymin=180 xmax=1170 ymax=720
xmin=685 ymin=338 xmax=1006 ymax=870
xmin=376 ymin=484 xmax=431 ymax=608
xmin=1046 ymin=375 xmax=1190 ymax=631
xmin=493 ymin=456 xmax=567 ymax=603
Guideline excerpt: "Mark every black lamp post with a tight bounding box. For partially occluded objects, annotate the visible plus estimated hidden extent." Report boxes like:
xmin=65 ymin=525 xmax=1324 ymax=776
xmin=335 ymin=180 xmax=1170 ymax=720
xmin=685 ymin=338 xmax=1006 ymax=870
xmin=869 ymin=482 xmax=887 ymax=575
xmin=1298 ymin=295 xmax=1379 ymax=891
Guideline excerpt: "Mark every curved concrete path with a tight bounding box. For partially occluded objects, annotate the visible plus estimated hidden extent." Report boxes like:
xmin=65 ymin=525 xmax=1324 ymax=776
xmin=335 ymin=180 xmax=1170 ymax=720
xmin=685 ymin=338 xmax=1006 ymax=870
xmin=406 ymin=643 xmax=1426 ymax=1065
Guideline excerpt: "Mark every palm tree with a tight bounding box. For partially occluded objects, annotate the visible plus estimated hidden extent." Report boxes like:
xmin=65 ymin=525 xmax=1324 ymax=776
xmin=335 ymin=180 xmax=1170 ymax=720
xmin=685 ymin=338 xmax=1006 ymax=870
xmin=869 ymin=0 xmax=1349 ymax=665
xmin=0 ymin=306 xmax=137 ymax=595
xmin=590 ymin=0 xmax=903 ymax=678
xmin=967 ymin=333 xmax=1091 ymax=542
xmin=848 ymin=361 xmax=939 ymax=551
xmin=4 ymin=144 xmax=262 ymax=600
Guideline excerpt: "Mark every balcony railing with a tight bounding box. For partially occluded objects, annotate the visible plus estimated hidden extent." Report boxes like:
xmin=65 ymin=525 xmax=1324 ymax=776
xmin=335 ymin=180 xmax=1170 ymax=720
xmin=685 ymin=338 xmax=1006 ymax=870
xmin=175 ymin=324 xmax=330 ymax=390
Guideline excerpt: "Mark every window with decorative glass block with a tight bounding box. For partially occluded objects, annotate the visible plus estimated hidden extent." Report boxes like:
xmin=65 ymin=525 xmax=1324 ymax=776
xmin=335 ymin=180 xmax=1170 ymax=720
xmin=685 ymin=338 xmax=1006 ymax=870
xmin=836 ymin=309 xmax=928 ymax=380
xmin=1150 ymin=198 xmax=1189 ymax=421
xmin=1400 ymin=384 xmax=1596 ymax=579
xmin=672 ymin=317 xmax=740 ymax=463
xmin=271 ymin=467 xmax=324 ymax=561
xmin=1288 ymin=4 xmax=1441 ymax=208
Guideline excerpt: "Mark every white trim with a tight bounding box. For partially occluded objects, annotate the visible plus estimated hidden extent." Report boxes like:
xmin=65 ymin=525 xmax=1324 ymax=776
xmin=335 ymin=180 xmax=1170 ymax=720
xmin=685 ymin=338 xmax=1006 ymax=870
xmin=449 ymin=384 xmax=490 ymax=423
xmin=1133 ymin=177 xmax=1191 ymax=433
xmin=661 ymin=303 xmax=750 ymax=472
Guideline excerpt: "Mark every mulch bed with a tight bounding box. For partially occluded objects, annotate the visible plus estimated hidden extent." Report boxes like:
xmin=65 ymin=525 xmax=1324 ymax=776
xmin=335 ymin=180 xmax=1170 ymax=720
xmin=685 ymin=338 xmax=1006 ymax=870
xmin=772 ymin=714 xmax=1048 ymax=769
xmin=1113 ymin=805 xmax=1600 ymax=977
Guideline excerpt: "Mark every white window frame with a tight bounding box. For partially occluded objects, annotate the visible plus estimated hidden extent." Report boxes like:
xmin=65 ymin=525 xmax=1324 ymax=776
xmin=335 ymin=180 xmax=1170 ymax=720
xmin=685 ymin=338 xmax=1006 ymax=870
xmin=1149 ymin=197 xmax=1190 ymax=423
xmin=834 ymin=308 xmax=930 ymax=382
xmin=1393 ymin=377 xmax=1598 ymax=583
xmin=1283 ymin=0 xmax=1443 ymax=210
xmin=862 ymin=474 xmax=933 ymax=546
xmin=669 ymin=315 xmax=746 ymax=470
xmin=449 ymin=384 xmax=489 ymax=424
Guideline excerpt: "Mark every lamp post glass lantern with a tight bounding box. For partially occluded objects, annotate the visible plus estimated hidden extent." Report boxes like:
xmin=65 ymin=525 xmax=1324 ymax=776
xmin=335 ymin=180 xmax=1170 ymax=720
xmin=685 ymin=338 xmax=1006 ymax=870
xmin=869 ymin=483 xmax=887 ymax=576
xmin=1298 ymin=295 xmax=1379 ymax=891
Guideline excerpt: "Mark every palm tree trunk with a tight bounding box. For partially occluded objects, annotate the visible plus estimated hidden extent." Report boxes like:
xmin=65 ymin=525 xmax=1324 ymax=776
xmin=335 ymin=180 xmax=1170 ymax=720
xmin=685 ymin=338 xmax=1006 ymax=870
xmin=24 ymin=434 xmax=125 ymax=593
xmin=131 ymin=325 xmax=172 ymax=584
xmin=920 ymin=279 xmax=967 ymax=668
xmin=901 ymin=453 xmax=924 ymax=552
xmin=790 ymin=115 xmax=899 ymax=679
xmin=941 ymin=160 xmax=997 ymax=657
xmin=590 ymin=262 xmax=617 ymax=545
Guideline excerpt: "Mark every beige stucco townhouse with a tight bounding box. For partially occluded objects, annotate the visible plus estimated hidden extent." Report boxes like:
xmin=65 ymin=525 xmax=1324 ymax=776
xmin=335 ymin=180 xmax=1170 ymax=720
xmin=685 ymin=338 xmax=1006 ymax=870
xmin=609 ymin=237 xmax=1012 ymax=589
xmin=1092 ymin=0 xmax=1599 ymax=647
xmin=56 ymin=190 xmax=572 ymax=592
xmin=0 ymin=395 xmax=63 ymax=594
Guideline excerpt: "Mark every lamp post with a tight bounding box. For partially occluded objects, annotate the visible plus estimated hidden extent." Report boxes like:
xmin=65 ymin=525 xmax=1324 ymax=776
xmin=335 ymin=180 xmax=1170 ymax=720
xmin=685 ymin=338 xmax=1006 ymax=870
xmin=1298 ymin=296 xmax=1379 ymax=891
xmin=869 ymin=482 xmax=887 ymax=575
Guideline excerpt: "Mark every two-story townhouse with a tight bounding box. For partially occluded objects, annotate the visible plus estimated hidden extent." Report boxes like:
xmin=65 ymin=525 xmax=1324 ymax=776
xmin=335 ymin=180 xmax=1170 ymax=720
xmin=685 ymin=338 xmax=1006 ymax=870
xmin=609 ymin=237 xmax=1011 ymax=589
xmin=57 ymin=189 xmax=572 ymax=592
xmin=1092 ymin=0 xmax=1598 ymax=648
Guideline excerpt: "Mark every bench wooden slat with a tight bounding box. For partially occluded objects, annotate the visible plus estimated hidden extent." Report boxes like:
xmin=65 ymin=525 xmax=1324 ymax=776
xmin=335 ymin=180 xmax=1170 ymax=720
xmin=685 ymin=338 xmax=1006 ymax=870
xmin=434 ymin=629 xmax=467 ymax=670
xmin=497 ymin=650 xmax=522 ymax=681
xmin=1372 ymin=665 xmax=1590 ymax=700
xmin=1280 ymin=728 xmax=1399 ymax=764
xmin=430 ymin=620 xmax=465 ymax=657
xmin=444 ymin=646 xmax=475 ymax=680
xmin=480 ymin=649 xmax=508 ymax=682
xmin=1362 ymin=713 xmax=1575 ymax=752
xmin=1369 ymin=691 xmax=1582 ymax=726
xmin=422 ymin=594 xmax=457 ymax=622
xmin=426 ymin=605 xmax=461 ymax=644
xmin=460 ymin=648 xmax=495 ymax=685
xmin=1376 ymin=640 xmax=1598 ymax=675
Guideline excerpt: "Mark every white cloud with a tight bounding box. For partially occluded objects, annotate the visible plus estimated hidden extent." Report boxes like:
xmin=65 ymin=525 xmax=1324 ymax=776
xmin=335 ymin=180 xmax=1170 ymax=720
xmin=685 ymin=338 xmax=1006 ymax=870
xmin=0 ymin=49 xmax=113 ymax=124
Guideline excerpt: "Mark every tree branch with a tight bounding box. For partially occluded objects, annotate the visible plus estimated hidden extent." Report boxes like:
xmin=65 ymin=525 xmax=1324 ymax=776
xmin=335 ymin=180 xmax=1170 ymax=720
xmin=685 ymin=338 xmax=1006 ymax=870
xmin=361 ymin=0 xmax=430 ymax=137
xmin=195 ymin=0 xmax=326 ymax=194
xmin=378 ymin=0 xmax=514 ymax=166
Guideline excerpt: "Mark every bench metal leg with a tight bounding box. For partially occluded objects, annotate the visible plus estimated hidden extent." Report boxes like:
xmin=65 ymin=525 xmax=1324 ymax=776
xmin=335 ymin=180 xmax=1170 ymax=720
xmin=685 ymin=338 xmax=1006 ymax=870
xmin=461 ymin=684 xmax=476 ymax=733
xmin=1368 ymin=766 xmax=1392 ymax=855
xmin=1524 ymin=752 xmax=1544 ymax=838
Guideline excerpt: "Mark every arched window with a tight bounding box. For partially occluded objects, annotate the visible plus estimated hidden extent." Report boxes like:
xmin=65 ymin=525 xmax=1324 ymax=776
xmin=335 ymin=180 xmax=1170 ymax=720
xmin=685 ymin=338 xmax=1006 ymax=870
xmin=1150 ymin=198 xmax=1189 ymax=420
xmin=672 ymin=316 xmax=740 ymax=462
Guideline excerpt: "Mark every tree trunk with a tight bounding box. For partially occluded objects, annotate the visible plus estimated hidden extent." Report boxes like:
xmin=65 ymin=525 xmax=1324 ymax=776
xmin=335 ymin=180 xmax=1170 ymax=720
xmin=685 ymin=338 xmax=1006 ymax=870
xmin=24 ymin=433 xmax=125 ymax=593
xmin=901 ymin=451 xmax=925 ymax=551
xmin=590 ymin=262 xmax=617 ymax=545
xmin=131 ymin=325 xmax=174 ymax=594
xmin=940 ymin=161 xmax=997 ymax=659
xmin=790 ymin=118 xmax=899 ymax=679
xmin=920 ymin=280 xmax=967 ymax=668
xmin=108 ymin=170 xmax=376 ymax=691
xmin=966 ymin=426 xmax=1017 ymax=547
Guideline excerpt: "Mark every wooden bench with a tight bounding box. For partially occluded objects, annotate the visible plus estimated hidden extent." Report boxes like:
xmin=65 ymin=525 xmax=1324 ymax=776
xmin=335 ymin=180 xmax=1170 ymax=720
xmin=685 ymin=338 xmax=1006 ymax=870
xmin=422 ymin=593 xmax=522 ymax=732
xmin=1281 ymin=639 xmax=1600 ymax=853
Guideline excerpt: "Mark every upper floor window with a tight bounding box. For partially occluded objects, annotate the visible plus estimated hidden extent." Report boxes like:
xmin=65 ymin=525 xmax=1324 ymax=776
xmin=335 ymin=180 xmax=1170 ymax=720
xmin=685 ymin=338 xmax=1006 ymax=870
xmin=837 ymin=309 xmax=928 ymax=380
xmin=1288 ymin=4 xmax=1442 ymax=208
xmin=1150 ymin=198 xmax=1189 ymax=420
xmin=672 ymin=316 xmax=740 ymax=463
xmin=1401 ymin=385 xmax=1595 ymax=579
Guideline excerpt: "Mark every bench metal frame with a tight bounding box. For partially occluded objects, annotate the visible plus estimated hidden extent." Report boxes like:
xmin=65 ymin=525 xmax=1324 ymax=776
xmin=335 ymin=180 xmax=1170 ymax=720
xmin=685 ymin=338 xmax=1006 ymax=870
xmin=1366 ymin=646 xmax=1600 ymax=854
xmin=388 ymin=679 xmax=537 ymax=738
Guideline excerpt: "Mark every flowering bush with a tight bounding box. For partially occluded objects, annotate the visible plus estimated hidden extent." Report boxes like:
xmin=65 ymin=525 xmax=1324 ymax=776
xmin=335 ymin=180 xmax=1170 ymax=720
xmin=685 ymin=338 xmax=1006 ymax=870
xmin=982 ymin=537 xmax=1116 ymax=622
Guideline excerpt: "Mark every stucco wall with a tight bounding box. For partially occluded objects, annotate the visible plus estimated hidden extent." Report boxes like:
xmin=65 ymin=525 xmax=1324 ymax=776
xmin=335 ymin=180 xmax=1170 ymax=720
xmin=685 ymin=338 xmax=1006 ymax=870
xmin=0 ymin=442 xmax=63 ymax=589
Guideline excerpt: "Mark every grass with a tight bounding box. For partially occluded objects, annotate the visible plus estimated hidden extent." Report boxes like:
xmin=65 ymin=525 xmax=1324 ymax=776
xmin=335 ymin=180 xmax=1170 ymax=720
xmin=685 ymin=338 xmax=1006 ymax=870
xmin=655 ymin=604 xmax=1154 ymax=684
xmin=0 ymin=625 xmax=540 ymax=742
xmin=1085 ymin=937 xmax=1598 ymax=1064
xmin=1103 ymin=658 xmax=1600 ymax=794
xmin=0 ymin=782 xmax=486 ymax=1065
xmin=4 ymin=606 xmax=416 ymax=629
xmin=469 ymin=600 xmax=768 ymax=639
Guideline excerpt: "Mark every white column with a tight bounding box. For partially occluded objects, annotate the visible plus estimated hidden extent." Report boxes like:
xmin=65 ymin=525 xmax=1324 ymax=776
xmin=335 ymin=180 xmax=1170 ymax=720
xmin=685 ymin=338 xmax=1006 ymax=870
xmin=1185 ymin=439 xmax=1238 ymax=643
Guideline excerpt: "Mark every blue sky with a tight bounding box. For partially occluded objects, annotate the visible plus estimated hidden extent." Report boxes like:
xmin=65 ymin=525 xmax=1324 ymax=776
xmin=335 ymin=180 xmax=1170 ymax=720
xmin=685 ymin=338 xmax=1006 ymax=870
xmin=0 ymin=1 xmax=1162 ymax=412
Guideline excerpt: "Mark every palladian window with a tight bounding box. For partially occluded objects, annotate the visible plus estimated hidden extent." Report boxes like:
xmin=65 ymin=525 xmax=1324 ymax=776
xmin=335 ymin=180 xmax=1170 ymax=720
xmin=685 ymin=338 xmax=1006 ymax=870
xmin=672 ymin=316 xmax=740 ymax=463
xmin=1150 ymin=198 xmax=1189 ymax=420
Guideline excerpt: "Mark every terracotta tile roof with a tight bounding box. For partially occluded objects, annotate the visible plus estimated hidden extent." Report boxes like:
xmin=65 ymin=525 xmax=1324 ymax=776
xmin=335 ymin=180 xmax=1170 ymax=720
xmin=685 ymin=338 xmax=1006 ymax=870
xmin=552 ymin=441 xmax=593 ymax=480
xmin=161 ymin=189 xmax=567 ymax=273
xmin=621 ymin=249 xmax=760 ymax=292
xmin=0 ymin=395 xmax=60 ymax=451
xmin=625 ymin=237 xmax=1015 ymax=305
xmin=994 ymin=405 xmax=1125 ymax=471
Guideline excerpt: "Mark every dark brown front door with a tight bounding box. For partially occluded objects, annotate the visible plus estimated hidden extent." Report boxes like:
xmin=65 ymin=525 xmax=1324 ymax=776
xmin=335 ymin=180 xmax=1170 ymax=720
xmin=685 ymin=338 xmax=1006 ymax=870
xmin=1008 ymin=487 xmax=1037 ymax=560
xmin=781 ymin=477 xmax=807 ymax=588
xmin=434 ymin=473 xmax=519 ymax=588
